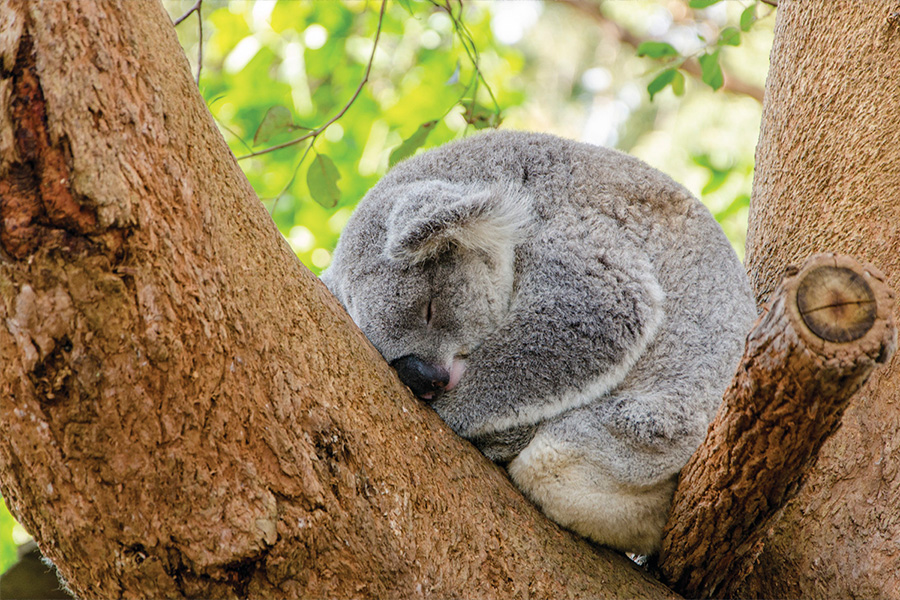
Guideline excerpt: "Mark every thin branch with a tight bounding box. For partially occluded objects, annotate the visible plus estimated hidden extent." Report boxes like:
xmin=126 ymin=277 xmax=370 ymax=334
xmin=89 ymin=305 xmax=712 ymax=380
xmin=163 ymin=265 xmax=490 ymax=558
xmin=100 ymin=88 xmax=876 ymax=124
xmin=268 ymin=139 xmax=315 ymax=213
xmin=440 ymin=0 xmax=501 ymax=116
xmin=557 ymin=0 xmax=766 ymax=103
xmin=173 ymin=0 xmax=201 ymax=26
xmin=235 ymin=1 xmax=387 ymax=161
xmin=196 ymin=3 xmax=203 ymax=83
xmin=172 ymin=0 xmax=203 ymax=83
xmin=216 ymin=120 xmax=254 ymax=155
xmin=760 ymin=0 xmax=777 ymax=6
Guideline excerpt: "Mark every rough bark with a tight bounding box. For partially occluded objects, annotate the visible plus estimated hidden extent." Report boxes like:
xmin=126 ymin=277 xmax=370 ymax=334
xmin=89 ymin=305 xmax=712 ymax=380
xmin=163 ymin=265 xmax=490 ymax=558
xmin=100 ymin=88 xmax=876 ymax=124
xmin=658 ymin=254 xmax=896 ymax=599
xmin=0 ymin=1 xmax=677 ymax=598
xmin=741 ymin=0 xmax=900 ymax=597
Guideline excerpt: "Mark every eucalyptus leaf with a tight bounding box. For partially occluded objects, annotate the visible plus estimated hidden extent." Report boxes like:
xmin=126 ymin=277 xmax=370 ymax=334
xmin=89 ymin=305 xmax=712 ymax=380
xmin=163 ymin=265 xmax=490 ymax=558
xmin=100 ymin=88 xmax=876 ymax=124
xmin=254 ymin=106 xmax=296 ymax=146
xmin=740 ymin=3 xmax=757 ymax=31
xmin=718 ymin=27 xmax=741 ymax=47
xmin=698 ymin=52 xmax=724 ymax=91
xmin=648 ymin=68 xmax=677 ymax=100
xmin=671 ymin=70 xmax=686 ymax=96
xmin=307 ymin=153 xmax=341 ymax=208
xmin=689 ymin=0 xmax=723 ymax=8
xmin=390 ymin=121 xmax=438 ymax=167
xmin=636 ymin=41 xmax=679 ymax=59
xmin=463 ymin=103 xmax=502 ymax=130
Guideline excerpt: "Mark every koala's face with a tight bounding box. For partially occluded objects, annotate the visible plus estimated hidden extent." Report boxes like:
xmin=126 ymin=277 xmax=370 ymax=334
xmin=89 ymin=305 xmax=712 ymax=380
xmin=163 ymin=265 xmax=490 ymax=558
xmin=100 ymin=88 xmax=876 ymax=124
xmin=322 ymin=179 xmax=530 ymax=398
xmin=333 ymin=248 xmax=510 ymax=367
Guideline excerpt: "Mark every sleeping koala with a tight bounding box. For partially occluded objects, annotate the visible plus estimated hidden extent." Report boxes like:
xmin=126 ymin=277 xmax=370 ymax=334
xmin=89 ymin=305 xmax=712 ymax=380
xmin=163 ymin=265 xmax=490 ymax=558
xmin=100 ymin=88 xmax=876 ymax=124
xmin=321 ymin=131 xmax=756 ymax=555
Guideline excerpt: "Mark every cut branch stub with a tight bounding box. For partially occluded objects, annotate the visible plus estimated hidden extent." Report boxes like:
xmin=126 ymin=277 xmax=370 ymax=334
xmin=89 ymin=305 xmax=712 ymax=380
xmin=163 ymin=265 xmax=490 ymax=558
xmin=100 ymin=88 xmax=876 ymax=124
xmin=795 ymin=265 xmax=876 ymax=343
xmin=658 ymin=253 xmax=896 ymax=599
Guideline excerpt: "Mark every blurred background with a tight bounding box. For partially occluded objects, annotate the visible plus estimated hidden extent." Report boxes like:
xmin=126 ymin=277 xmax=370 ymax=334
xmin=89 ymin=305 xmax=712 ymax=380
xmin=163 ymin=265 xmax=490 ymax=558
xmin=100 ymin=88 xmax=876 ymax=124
xmin=1 ymin=0 xmax=774 ymax=588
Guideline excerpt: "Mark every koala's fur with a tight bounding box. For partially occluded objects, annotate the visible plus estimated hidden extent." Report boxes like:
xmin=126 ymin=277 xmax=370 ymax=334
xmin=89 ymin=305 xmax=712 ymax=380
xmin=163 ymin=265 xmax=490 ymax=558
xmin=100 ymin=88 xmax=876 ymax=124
xmin=321 ymin=131 xmax=756 ymax=555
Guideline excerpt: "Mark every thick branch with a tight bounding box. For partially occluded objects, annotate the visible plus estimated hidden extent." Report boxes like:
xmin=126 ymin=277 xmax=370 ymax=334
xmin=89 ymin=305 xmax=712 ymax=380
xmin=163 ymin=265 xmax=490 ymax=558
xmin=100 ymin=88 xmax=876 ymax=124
xmin=0 ymin=1 xmax=677 ymax=598
xmin=557 ymin=0 xmax=766 ymax=103
xmin=658 ymin=254 xmax=896 ymax=599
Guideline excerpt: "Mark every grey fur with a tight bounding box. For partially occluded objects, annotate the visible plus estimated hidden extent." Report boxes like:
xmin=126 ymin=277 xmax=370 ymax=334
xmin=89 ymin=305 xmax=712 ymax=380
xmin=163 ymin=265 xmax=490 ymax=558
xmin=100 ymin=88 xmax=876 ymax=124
xmin=321 ymin=131 xmax=756 ymax=554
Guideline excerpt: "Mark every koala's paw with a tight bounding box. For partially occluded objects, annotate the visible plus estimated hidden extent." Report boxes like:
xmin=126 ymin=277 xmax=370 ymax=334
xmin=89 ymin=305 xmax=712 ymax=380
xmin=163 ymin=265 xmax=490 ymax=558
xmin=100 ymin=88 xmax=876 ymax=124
xmin=604 ymin=395 xmax=698 ymax=451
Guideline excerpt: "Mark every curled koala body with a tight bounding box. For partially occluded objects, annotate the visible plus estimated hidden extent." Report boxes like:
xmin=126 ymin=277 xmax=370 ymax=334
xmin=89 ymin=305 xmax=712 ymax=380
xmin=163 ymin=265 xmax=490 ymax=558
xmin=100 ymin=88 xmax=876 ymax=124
xmin=321 ymin=131 xmax=756 ymax=554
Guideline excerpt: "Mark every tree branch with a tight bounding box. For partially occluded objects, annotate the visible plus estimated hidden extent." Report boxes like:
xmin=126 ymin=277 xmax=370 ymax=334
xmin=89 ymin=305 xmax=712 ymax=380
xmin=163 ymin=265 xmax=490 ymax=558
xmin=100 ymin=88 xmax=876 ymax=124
xmin=557 ymin=0 xmax=766 ymax=103
xmin=0 ymin=1 xmax=679 ymax=597
xmin=659 ymin=253 xmax=896 ymax=599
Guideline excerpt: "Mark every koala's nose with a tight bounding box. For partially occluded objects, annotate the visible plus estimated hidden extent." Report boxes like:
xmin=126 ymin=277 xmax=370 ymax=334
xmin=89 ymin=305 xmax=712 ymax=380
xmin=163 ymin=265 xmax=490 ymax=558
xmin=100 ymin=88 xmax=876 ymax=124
xmin=390 ymin=355 xmax=450 ymax=401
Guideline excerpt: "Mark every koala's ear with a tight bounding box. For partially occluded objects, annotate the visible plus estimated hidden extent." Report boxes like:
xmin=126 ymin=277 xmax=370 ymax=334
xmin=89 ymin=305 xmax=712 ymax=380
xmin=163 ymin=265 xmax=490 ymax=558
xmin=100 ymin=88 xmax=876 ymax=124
xmin=385 ymin=181 xmax=532 ymax=263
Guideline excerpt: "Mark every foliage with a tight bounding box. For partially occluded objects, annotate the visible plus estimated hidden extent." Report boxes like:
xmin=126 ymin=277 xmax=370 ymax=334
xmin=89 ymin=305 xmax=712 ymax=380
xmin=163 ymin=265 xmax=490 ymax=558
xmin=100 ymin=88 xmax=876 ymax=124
xmin=167 ymin=0 xmax=519 ymax=274
xmin=0 ymin=497 xmax=19 ymax=572
xmin=636 ymin=0 xmax=774 ymax=97
xmin=158 ymin=0 xmax=773 ymax=270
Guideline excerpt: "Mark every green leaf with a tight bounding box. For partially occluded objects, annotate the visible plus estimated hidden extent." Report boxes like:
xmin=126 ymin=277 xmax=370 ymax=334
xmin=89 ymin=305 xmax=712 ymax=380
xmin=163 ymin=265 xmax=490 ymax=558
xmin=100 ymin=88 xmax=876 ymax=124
xmin=254 ymin=106 xmax=295 ymax=145
xmin=740 ymin=3 xmax=757 ymax=31
xmin=718 ymin=26 xmax=741 ymax=47
xmin=396 ymin=0 xmax=415 ymax=15
xmin=463 ymin=103 xmax=502 ymax=130
xmin=307 ymin=153 xmax=341 ymax=208
xmin=636 ymin=41 xmax=679 ymax=59
xmin=689 ymin=0 xmax=723 ymax=8
xmin=671 ymin=70 xmax=686 ymax=96
xmin=647 ymin=68 xmax=678 ymax=100
xmin=389 ymin=120 xmax=437 ymax=167
xmin=698 ymin=51 xmax=724 ymax=90
xmin=0 ymin=497 xmax=18 ymax=573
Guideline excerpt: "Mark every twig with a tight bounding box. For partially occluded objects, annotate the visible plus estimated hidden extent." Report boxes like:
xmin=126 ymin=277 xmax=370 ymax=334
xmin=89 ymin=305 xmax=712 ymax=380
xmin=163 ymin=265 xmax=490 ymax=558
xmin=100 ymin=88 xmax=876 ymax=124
xmin=173 ymin=0 xmax=201 ymax=26
xmin=172 ymin=0 xmax=203 ymax=83
xmin=440 ymin=0 xmax=501 ymax=117
xmin=269 ymin=140 xmax=315 ymax=213
xmin=235 ymin=1 xmax=387 ymax=161
xmin=216 ymin=120 xmax=254 ymax=155
xmin=196 ymin=4 xmax=203 ymax=83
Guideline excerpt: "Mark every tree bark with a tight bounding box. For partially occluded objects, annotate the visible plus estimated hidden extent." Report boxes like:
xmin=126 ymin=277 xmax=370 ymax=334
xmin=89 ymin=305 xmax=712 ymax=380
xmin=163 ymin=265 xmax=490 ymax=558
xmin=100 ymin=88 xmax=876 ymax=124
xmin=0 ymin=1 xmax=677 ymax=598
xmin=741 ymin=0 xmax=900 ymax=597
xmin=658 ymin=254 xmax=896 ymax=599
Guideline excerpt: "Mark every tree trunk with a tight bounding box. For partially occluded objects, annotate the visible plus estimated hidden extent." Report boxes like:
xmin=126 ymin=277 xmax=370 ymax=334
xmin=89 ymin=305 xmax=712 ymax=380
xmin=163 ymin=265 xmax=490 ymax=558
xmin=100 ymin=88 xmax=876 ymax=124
xmin=0 ymin=1 xmax=676 ymax=598
xmin=741 ymin=0 xmax=900 ymax=597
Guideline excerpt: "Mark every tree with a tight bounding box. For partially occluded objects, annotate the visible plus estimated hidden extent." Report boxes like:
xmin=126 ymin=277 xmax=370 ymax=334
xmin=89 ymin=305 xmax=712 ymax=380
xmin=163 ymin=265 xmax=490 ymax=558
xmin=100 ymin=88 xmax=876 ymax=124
xmin=0 ymin=1 xmax=897 ymax=599
xmin=735 ymin=1 xmax=900 ymax=596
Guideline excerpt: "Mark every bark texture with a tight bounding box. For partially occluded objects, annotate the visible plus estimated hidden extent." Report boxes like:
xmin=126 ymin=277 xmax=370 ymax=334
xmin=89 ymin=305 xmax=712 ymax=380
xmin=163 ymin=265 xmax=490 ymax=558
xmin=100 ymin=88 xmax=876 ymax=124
xmin=659 ymin=254 xmax=896 ymax=599
xmin=743 ymin=0 xmax=900 ymax=597
xmin=0 ymin=1 xmax=677 ymax=598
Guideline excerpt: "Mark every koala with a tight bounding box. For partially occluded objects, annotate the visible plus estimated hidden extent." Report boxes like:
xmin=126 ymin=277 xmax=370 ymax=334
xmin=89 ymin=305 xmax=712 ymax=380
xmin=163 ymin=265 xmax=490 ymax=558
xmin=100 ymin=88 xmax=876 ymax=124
xmin=321 ymin=131 xmax=756 ymax=555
